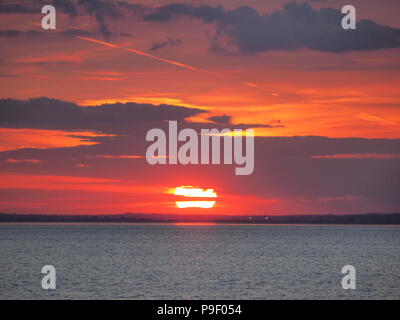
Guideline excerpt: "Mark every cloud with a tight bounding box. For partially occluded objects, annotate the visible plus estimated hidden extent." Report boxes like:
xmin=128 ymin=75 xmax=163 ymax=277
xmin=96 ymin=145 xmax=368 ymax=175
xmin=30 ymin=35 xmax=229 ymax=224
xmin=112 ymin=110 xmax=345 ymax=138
xmin=0 ymin=99 xmax=399 ymax=213
xmin=0 ymin=97 xmax=207 ymax=132
xmin=143 ymin=2 xmax=400 ymax=53
xmin=1 ymin=128 xmax=399 ymax=214
xmin=53 ymin=0 xmax=78 ymax=17
xmin=0 ymin=74 xmax=20 ymax=78
xmin=77 ymin=0 xmax=122 ymax=37
xmin=208 ymin=114 xmax=231 ymax=124
xmin=207 ymin=114 xmax=282 ymax=128
xmin=0 ymin=28 xmax=93 ymax=38
xmin=250 ymin=136 xmax=400 ymax=200
xmin=0 ymin=3 xmax=38 ymax=14
xmin=150 ymin=37 xmax=181 ymax=51
xmin=0 ymin=0 xmax=77 ymax=16
xmin=0 ymin=97 xmax=278 ymax=135
xmin=10 ymin=0 xmax=398 ymax=51
xmin=143 ymin=3 xmax=194 ymax=22
xmin=85 ymin=154 xmax=143 ymax=159
xmin=0 ymin=128 xmax=106 ymax=152
xmin=4 ymin=158 xmax=44 ymax=163
xmin=310 ymin=153 xmax=400 ymax=159
xmin=0 ymin=0 xmax=132 ymax=37
xmin=60 ymin=28 xmax=94 ymax=37
xmin=0 ymin=29 xmax=41 ymax=37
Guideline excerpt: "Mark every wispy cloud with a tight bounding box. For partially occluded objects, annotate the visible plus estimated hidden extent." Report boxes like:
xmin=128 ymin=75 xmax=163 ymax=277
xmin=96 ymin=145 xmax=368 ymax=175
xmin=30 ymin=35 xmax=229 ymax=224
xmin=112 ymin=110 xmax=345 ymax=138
xmin=311 ymin=153 xmax=400 ymax=159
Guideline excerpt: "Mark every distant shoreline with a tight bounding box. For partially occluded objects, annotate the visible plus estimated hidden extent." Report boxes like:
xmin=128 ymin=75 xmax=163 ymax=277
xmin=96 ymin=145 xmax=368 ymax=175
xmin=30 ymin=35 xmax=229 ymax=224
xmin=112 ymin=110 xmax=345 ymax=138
xmin=1 ymin=223 xmax=400 ymax=228
xmin=1 ymin=213 xmax=399 ymax=225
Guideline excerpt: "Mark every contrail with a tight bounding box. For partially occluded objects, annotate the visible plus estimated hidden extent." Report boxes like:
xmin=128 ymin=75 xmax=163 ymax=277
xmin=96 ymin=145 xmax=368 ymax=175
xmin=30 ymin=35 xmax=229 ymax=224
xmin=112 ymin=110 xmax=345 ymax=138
xmin=76 ymin=36 xmax=258 ymax=88
xmin=30 ymin=21 xmax=257 ymax=86
xmin=77 ymin=36 xmax=198 ymax=71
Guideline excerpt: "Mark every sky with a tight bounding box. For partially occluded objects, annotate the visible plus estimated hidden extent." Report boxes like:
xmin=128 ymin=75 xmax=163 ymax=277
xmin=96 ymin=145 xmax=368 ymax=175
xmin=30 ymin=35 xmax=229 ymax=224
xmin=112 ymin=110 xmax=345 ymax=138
xmin=0 ymin=0 xmax=399 ymax=215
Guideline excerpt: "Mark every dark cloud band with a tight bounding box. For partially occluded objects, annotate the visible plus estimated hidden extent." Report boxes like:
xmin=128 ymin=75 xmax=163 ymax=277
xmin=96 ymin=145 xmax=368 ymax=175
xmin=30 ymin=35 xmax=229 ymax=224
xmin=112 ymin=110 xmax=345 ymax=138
xmin=3 ymin=1 xmax=400 ymax=51
xmin=0 ymin=97 xmax=206 ymax=132
xmin=143 ymin=2 xmax=400 ymax=53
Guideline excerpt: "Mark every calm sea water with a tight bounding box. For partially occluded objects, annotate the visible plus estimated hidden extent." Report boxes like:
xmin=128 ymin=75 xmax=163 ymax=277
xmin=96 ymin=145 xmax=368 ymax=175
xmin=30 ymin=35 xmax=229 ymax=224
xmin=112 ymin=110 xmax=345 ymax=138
xmin=0 ymin=224 xmax=399 ymax=299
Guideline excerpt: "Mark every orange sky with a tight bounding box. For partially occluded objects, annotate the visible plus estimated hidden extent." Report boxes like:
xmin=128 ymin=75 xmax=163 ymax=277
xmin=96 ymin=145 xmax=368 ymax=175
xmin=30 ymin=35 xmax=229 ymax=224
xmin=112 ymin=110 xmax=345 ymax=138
xmin=0 ymin=0 xmax=399 ymax=215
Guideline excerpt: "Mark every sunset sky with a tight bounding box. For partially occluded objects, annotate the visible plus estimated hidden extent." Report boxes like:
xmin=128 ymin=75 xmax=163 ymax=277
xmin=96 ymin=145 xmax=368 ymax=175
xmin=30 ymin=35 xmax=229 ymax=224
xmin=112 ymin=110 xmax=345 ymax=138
xmin=0 ymin=0 xmax=399 ymax=215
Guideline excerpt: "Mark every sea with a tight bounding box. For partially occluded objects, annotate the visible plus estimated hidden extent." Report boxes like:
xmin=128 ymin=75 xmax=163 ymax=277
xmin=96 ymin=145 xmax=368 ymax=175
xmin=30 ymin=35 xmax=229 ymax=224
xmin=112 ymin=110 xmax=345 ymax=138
xmin=0 ymin=224 xmax=399 ymax=299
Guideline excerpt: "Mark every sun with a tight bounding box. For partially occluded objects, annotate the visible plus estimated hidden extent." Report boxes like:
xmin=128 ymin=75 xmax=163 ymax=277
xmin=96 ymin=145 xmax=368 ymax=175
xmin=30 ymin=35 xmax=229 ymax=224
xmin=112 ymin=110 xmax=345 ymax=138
xmin=175 ymin=201 xmax=216 ymax=209
xmin=170 ymin=186 xmax=217 ymax=209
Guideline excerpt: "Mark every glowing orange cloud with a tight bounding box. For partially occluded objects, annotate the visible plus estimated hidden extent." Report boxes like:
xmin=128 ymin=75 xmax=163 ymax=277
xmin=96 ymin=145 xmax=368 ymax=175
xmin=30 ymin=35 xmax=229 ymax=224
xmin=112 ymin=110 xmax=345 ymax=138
xmin=5 ymin=159 xmax=43 ymax=164
xmin=0 ymin=128 xmax=111 ymax=152
xmin=79 ymin=76 xmax=123 ymax=81
xmin=0 ymin=174 xmax=160 ymax=194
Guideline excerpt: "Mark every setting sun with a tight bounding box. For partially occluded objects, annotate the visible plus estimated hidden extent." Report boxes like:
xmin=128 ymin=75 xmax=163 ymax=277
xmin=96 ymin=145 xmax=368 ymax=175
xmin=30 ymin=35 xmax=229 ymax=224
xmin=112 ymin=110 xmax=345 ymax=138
xmin=171 ymin=186 xmax=217 ymax=209
xmin=175 ymin=201 xmax=216 ymax=209
xmin=172 ymin=186 xmax=217 ymax=198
